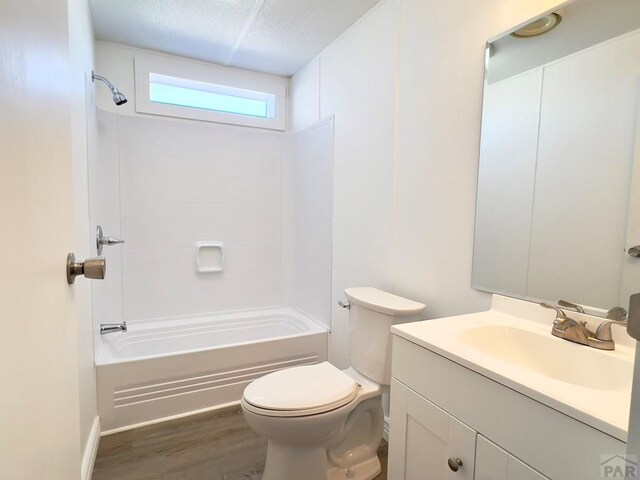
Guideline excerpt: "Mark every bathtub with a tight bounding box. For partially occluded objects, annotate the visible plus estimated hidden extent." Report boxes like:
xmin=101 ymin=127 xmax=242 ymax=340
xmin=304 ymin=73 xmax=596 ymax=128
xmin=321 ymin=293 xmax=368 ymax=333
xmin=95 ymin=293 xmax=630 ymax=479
xmin=96 ymin=308 xmax=328 ymax=433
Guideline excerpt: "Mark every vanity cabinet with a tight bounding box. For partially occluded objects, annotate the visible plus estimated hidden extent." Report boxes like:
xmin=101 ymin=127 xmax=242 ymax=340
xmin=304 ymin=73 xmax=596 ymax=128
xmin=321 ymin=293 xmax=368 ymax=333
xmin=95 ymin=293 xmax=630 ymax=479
xmin=389 ymin=380 xmax=476 ymax=479
xmin=388 ymin=380 xmax=548 ymax=480
xmin=388 ymin=335 xmax=627 ymax=480
xmin=475 ymin=436 xmax=547 ymax=480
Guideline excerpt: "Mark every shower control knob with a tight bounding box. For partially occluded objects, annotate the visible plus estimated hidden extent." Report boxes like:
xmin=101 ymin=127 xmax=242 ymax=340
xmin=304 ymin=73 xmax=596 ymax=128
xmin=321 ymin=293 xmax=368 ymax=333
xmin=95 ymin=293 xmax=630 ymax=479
xmin=447 ymin=457 xmax=463 ymax=472
xmin=66 ymin=253 xmax=106 ymax=284
xmin=96 ymin=225 xmax=125 ymax=255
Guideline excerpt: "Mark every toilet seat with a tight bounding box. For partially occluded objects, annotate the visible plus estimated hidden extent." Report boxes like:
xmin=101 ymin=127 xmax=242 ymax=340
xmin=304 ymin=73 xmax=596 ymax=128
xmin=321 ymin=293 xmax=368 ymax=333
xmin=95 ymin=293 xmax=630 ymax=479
xmin=243 ymin=362 xmax=359 ymax=417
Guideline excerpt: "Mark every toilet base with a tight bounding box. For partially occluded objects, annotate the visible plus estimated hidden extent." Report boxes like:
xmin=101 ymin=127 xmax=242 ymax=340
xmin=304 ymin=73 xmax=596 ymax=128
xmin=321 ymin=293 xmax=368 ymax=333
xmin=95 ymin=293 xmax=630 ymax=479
xmin=260 ymin=441 xmax=382 ymax=480
xmin=327 ymin=455 xmax=381 ymax=480
xmin=262 ymin=442 xmax=329 ymax=480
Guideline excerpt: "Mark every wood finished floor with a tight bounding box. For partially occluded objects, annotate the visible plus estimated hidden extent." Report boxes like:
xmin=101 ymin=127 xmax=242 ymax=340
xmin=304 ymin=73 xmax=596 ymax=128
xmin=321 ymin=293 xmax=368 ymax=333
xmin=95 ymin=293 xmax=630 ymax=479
xmin=92 ymin=405 xmax=388 ymax=480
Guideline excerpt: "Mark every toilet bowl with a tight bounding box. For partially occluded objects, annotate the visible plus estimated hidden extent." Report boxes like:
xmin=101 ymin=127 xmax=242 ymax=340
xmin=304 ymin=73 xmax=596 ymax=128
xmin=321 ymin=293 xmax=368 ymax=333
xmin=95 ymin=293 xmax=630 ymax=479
xmin=242 ymin=364 xmax=383 ymax=480
xmin=241 ymin=288 xmax=426 ymax=480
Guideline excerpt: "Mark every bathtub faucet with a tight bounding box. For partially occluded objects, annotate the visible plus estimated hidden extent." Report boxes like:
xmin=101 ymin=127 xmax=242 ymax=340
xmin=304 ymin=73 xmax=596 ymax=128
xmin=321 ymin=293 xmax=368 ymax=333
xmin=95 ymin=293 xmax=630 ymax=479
xmin=100 ymin=322 xmax=127 ymax=335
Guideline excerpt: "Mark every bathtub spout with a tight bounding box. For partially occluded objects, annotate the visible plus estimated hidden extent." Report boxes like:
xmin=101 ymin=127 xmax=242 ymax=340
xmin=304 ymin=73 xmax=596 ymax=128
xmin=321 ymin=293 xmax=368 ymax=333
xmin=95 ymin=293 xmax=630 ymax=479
xmin=100 ymin=322 xmax=127 ymax=335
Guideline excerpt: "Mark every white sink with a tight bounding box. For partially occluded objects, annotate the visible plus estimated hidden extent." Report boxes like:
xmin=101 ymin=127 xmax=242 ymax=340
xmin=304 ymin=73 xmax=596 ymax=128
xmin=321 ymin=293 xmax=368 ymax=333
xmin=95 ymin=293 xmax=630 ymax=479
xmin=391 ymin=297 xmax=635 ymax=441
xmin=459 ymin=325 xmax=632 ymax=391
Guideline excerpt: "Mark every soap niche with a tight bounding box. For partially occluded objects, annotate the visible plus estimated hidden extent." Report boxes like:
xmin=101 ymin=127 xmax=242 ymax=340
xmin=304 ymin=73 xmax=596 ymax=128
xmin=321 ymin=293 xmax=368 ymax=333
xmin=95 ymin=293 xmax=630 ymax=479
xmin=196 ymin=242 xmax=224 ymax=273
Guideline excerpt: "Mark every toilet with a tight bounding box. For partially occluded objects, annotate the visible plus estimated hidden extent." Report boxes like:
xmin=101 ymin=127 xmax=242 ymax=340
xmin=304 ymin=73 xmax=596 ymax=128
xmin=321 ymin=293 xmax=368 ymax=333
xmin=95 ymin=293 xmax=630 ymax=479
xmin=241 ymin=287 xmax=426 ymax=480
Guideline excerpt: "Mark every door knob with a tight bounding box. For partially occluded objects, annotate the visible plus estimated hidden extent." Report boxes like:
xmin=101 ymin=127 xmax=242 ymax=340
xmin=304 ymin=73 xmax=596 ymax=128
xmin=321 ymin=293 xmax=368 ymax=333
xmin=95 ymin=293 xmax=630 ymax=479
xmin=628 ymin=245 xmax=640 ymax=257
xmin=67 ymin=253 xmax=106 ymax=284
xmin=447 ymin=457 xmax=463 ymax=472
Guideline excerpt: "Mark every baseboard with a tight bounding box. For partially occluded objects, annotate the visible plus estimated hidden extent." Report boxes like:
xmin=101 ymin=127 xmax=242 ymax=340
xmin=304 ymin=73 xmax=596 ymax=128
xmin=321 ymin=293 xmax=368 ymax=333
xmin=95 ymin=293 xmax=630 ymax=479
xmin=81 ymin=416 xmax=100 ymax=480
xmin=383 ymin=415 xmax=389 ymax=441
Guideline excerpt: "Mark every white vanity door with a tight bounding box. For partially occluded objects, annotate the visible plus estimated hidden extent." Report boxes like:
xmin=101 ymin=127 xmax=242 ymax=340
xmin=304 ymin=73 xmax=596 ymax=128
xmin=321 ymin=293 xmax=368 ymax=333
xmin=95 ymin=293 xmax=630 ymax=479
xmin=388 ymin=379 xmax=476 ymax=480
xmin=476 ymin=435 xmax=548 ymax=480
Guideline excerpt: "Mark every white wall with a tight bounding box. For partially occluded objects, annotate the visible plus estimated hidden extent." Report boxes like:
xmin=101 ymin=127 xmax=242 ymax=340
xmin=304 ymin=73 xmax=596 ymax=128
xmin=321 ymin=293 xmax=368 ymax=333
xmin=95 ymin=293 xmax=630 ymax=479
xmin=68 ymin=0 xmax=99 ymax=467
xmin=282 ymin=118 xmax=334 ymax=327
xmin=290 ymin=0 xmax=567 ymax=366
xmin=323 ymin=0 xmax=399 ymax=367
xmin=290 ymin=58 xmax=321 ymax=133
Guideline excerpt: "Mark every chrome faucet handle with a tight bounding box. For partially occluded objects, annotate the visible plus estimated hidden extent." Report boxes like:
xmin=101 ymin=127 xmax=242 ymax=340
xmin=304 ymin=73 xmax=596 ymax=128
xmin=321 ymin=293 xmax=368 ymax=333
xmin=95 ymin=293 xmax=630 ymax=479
xmin=558 ymin=299 xmax=586 ymax=314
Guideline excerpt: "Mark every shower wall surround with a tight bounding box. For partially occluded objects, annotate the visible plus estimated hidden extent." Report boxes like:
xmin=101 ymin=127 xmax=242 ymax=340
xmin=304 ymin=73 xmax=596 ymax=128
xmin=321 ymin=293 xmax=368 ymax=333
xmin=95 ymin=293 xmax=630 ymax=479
xmin=90 ymin=109 xmax=333 ymax=342
xmin=119 ymin=115 xmax=282 ymax=320
xmin=282 ymin=118 xmax=334 ymax=327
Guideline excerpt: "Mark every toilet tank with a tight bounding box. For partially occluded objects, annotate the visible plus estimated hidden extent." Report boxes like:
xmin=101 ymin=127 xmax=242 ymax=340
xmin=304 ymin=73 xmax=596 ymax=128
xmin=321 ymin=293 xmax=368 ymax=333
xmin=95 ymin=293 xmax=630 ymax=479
xmin=345 ymin=287 xmax=426 ymax=385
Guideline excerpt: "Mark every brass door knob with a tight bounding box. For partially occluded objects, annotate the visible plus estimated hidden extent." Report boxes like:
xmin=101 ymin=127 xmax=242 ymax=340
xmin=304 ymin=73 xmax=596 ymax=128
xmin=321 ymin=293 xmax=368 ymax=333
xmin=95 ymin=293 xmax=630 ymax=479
xmin=67 ymin=253 xmax=106 ymax=284
xmin=447 ymin=457 xmax=463 ymax=472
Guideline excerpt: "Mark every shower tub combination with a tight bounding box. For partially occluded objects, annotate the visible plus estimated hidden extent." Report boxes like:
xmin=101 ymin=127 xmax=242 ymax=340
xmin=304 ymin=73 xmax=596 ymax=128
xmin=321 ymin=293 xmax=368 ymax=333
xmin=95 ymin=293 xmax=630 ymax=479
xmin=96 ymin=308 xmax=328 ymax=433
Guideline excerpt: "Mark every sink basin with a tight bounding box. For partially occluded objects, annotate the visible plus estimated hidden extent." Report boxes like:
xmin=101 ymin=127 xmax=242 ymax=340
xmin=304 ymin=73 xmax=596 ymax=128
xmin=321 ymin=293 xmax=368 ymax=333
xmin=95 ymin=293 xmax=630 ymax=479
xmin=391 ymin=298 xmax=635 ymax=441
xmin=459 ymin=325 xmax=632 ymax=391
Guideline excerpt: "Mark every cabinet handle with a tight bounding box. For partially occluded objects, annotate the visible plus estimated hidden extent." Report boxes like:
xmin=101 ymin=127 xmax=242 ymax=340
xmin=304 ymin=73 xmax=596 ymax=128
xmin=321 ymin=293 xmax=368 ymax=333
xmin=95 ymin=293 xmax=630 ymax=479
xmin=447 ymin=457 xmax=463 ymax=472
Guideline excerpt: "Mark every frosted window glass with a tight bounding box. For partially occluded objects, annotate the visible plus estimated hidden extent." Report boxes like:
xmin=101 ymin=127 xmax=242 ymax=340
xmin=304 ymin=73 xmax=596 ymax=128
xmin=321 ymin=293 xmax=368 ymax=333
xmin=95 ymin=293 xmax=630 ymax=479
xmin=150 ymin=82 xmax=269 ymax=118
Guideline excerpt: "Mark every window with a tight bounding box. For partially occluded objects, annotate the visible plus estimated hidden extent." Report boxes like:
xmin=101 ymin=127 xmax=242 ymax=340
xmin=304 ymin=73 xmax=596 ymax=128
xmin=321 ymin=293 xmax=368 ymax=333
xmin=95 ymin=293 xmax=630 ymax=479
xmin=149 ymin=73 xmax=275 ymax=119
xmin=135 ymin=56 xmax=286 ymax=130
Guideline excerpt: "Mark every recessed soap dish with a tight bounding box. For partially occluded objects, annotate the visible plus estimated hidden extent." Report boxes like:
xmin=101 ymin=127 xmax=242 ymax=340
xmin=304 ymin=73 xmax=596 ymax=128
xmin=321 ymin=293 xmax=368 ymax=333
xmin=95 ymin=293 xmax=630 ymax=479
xmin=196 ymin=242 xmax=224 ymax=273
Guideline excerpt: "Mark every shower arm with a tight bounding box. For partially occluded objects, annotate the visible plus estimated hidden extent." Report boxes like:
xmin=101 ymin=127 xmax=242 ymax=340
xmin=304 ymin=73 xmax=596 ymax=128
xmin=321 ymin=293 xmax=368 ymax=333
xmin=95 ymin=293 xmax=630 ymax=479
xmin=91 ymin=71 xmax=117 ymax=92
xmin=91 ymin=70 xmax=127 ymax=105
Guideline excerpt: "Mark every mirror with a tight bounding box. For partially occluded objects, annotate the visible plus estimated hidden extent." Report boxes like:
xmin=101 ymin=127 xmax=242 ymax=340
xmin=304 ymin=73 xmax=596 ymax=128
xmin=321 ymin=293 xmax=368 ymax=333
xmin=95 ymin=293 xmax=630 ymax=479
xmin=473 ymin=0 xmax=640 ymax=315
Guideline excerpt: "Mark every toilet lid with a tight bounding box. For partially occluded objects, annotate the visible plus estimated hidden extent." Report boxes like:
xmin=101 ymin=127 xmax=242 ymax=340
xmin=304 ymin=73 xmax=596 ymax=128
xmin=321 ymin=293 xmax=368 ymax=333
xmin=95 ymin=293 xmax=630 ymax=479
xmin=243 ymin=362 xmax=358 ymax=413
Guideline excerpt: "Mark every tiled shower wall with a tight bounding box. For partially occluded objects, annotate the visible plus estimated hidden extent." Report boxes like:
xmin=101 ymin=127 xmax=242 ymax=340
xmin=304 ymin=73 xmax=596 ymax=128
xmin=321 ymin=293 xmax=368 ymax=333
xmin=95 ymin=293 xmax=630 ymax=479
xmin=94 ymin=112 xmax=283 ymax=322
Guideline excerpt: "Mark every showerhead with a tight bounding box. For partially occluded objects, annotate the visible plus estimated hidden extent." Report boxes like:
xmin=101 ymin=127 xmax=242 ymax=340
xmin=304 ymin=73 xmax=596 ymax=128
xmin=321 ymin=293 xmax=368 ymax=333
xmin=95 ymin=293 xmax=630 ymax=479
xmin=91 ymin=71 xmax=128 ymax=106
xmin=111 ymin=89 xmax=128 ymax=106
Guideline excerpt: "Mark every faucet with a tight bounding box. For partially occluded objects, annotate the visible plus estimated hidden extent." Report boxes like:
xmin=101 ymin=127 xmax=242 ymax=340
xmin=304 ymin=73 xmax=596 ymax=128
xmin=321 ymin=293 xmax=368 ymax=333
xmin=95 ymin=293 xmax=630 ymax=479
xmin=100 ymin=322 xmax=127 ymax=335
xmin=540 ymin=303 xmax=627 ymax=350
xmin=541 ymin=303 xmax=592 ymax=345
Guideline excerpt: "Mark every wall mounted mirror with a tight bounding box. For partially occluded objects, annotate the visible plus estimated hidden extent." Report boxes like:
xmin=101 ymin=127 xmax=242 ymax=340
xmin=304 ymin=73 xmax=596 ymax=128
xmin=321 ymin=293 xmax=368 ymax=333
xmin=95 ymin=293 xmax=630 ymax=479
xmin=473 ymin=0 xmax=640 ymax=316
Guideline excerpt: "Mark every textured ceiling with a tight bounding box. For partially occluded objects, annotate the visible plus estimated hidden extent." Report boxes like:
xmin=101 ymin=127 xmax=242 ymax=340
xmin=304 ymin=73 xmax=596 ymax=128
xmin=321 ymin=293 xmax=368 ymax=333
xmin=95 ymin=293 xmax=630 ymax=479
xmin=89 ymin=0 xmax=382 ymax=77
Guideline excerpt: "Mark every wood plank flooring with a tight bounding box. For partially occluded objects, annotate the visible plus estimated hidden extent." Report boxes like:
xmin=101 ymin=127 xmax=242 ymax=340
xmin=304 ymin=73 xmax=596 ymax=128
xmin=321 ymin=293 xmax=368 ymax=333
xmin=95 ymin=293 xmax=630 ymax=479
xmin=92 ymin=405 xmax=388 ymax=480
